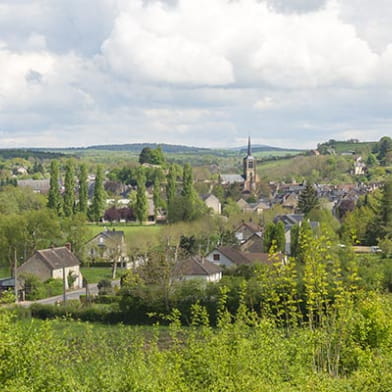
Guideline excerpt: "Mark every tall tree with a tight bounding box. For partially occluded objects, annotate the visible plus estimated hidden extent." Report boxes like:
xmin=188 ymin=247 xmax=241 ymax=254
xmin=135 ymin=171 xmax=147 ymax=224
xmin=380 ymin=179 xmax=392 ymax=238
xmin=181 ymin=163 xmax=204 ymax=222
xmin=47 ymin=160 xmax=62 ymax=216
xmin=63 ymin=159 xmax=75 ymax=217
xmin=166 ymin=165 xmax=177 ymax=222
xmin=153 ymin=175 xmax=162 ymax=216
xmin=78 ymin=164 xmax=88 ymax=215
xmin=89 ymin=166 xmax=106 ymax=222
xmin=298 ymin=182 xmax=319 ymax=216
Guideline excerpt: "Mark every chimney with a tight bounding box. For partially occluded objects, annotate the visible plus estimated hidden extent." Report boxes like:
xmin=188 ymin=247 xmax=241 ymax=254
xmin=65 ymin=242 xmax=72 ymax=252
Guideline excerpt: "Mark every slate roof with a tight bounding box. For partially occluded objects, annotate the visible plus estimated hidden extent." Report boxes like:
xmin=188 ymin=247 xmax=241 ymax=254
xmin=178 ymin=256 xmax=222 ymax=276
xmin=220 ymin=174 xmax=244 ymax=184
xmin=95 ymin=230 xmax=125 ymax=242
xmin=35 ymin=247 xmax=80 ymax=270
xmin=234 ymin=221 xmax=263 ymax=234
xmin=217 ymin=246 xmax=252 ymax=265
xmin=215 ymin=247 xmax=280 ymax=266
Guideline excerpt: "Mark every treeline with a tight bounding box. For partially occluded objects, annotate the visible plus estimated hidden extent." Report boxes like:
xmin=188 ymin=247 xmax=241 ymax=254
xmin=0 ymin=149 xmax=65 ymax=160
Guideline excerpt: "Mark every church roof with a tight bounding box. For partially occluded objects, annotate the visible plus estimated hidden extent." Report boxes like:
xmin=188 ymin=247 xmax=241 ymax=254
xmin=220 ymin=174 xmax=244 ymax=184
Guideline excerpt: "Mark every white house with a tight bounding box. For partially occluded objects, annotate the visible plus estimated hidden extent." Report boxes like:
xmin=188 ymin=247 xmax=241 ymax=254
xmin=177 ymin=255 xmax=222 ymax=282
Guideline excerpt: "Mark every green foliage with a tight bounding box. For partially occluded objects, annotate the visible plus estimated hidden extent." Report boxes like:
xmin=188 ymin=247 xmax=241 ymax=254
xmin=20 ymin=274 xmax=63 ymax=300
xmin=63 ymin=159 xmax=76 ymax=217
xmin=139 ymin=146 xmax=165 ymax=165
xmin=263 ymin=222 xmax=286 ymax=253
xmin=89 ymin=165 xmax=106 ymax=222
xmin=47 ymin=160 xmax=62 ymax=215
xmin=0 ymin=289 xmax=15 ymax=304
xmin=135 ymin=170 xmax=148 ymax=223
xmin=298 ymin=182 xmax=320 ymax=215
xmin=0 ymin=185 xmax=45 ymax=214
xmin=78 ymin=163 xmax=88 ymax=215
xmin=373 ymin=136 xmax=392 ymax=165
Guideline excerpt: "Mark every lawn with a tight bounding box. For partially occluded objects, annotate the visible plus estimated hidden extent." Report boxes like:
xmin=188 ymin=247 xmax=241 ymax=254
xmin=86 ymin=223 xmax=162 ymax=243
xmin=80 ymin=266 xmax=127 ymax=283
xmin=0 ymin=266 xmax=10 ymax=279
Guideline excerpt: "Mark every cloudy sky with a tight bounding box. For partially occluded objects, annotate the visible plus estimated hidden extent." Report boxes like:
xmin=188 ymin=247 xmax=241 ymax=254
xmin=1 ymin=0 xmax=391 ymax=149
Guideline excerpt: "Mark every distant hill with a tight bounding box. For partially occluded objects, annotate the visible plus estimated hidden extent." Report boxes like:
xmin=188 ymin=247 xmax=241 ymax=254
xmin=39 ymin=142 xmax=304 ymax=156
xmin=317 ymin=140 xmax=377 ymax=155
xmin=46 ymin=143 xmax=212 ymax=154
xmin=0 ymin=149 xmax=65 ymax=160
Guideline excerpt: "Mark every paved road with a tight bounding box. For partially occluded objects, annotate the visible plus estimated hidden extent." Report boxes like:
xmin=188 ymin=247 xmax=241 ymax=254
xmin=18 ymin=280 xmax=120 ymax=307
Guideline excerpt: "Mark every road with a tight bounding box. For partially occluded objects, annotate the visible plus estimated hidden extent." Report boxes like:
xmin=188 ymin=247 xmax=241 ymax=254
xmin=18 ymin=280 xmax=120 ymax=307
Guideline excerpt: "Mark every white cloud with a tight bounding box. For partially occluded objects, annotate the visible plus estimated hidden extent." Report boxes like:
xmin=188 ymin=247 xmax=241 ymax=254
xmin=0 ymin=0 xmax=392 ymax=148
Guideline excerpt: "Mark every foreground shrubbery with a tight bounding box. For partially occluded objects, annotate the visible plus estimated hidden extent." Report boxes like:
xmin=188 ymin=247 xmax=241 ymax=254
xmin=2 ymin=289 xmax=392 ymax=391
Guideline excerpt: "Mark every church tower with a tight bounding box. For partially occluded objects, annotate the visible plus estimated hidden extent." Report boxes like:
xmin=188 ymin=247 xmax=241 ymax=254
xmin=243 ymin=137 xmax=257 ymax=192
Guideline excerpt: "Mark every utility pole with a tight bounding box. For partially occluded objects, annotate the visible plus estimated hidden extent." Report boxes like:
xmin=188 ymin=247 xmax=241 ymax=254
xmin=14 ymin=248 xmax=18 ymax=303
xmin=62 ymin=267 xmax=66 ymax=303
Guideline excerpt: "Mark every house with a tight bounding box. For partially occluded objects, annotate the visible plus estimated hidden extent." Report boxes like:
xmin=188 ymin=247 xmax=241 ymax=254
xmin=202 ymin=194 xmax=221 ymax=214
xmin=85 ymin=229 xmax=127 ymax=264
xmin=273 ymin=214 xmax=319 ymax=254
xmin=17 ymin=179 xmax=51 ymax=194
xmin=177 ymin=255 xmax=222 ymax=282
xmin=353 ymin=156 xmax=366 ymax=176
xmin=234 ymin=221 xmax=263 ymax=243
xmin=207 ymin=246 xmax=283 ymax=268
xmin=237 ymin=198 xmax=270 ymax=214
xmin=281 ymin=193 xmax=298 ymax=211
xmin=17 ymin=246 xmax=83 ymax=289
xmin=239 ymin=233 xmax=264 ymax=253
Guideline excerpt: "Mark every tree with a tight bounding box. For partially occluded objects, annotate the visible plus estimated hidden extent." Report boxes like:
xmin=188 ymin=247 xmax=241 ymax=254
xmin=78 ymin=164 xmax=88 ymax=215
xmin=139 ymin=146 xmax=165 ymax=165
xmin=153 ymin=175 xmax=163 ymax=216
xmin=47 ymin=160 xmax=62 ymax=215
xmin=373 ymin=136 xmax=392 ymax=165
xmin=89 ymin=166 xmax=106 ymax=222
xmin=263 ymin=222 xmax=286 ymax=253
xmin=298 ymin=182 xmax=319 ymax=215
xmin=379 ymin=179 xmax=392 ymax=238
xmin=135 ymin=171 xmax=147 ymax=224
xmin=63 ymin=159 xmax=75 ymax=217
xmin=166 ymin=165 xmax=177 ymax=222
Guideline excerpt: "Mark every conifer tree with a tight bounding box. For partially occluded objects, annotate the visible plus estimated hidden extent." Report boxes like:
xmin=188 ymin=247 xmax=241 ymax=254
xmin=63 ymin=159 xmax=75 ymax=217
xmin=89 ymin=166 xmax=106 ymax=222
xmin=135 ymin=171 xmax=147 ymax=224
xmin=153 ymin=175 xmax=162 ymax=216
xmin=298 ymin=182 xmax=319 ymax=215
xmin=166 ymin=165 xmax=177 ymax=222
xmin=78 ymin=164 xmax=88 ymax=215
xmin=47 ymin=160 xmax=62 ymax=215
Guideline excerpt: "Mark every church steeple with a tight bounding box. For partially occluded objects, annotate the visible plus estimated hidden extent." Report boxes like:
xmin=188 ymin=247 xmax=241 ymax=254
xmin=247 ymin=136 xmax=251 ymax=156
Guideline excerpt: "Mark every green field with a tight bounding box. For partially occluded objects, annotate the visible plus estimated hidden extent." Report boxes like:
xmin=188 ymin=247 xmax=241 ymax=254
xmin=0 ymin=266 xmax=10 ymax=279
xmin=80 ymin=267 xmax=127 ymax=283
xmin=86 ymin=223 xmax=162 ymax=243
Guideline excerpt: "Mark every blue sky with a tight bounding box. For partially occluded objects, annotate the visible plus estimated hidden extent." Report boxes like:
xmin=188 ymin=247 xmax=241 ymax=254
xmin=0 ymin=0 xmax=391 ymax=149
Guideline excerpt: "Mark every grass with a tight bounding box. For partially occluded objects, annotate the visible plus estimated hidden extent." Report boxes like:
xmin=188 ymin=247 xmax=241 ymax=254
xmin=0 ymin=266 xmax=10 ymax=279
xmin=86 ymin=223 xmax=162 ymax=243
xmin=80 ymin=267 xmax=127 ymax=283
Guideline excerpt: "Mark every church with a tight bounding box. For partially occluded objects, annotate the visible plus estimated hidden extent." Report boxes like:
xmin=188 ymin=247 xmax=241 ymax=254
xmin=220 ymin=137 xmax=259 ymax=193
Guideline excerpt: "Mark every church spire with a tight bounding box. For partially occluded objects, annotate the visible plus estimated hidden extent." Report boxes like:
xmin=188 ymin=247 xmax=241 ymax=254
xmin=247 ymin=136 xmax=251 ymax=156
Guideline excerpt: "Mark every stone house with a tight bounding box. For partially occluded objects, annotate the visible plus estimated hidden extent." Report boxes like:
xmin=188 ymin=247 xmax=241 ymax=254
xmin=18 ymin=246 xmax=83 ymax=289
xmin=202 ymin=194 xmax=221 ymax=214
xmin=234 ymin=221 xmax=263 ymax=243
xmin=85 ymin=229 xmax=127 ymax=264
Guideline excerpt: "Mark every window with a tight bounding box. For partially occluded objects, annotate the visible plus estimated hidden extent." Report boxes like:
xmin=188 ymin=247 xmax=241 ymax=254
xmin=248 ymin=161 xmax=254 ymax=169
xmin=213 ymin=253 xmax=220 ymax=261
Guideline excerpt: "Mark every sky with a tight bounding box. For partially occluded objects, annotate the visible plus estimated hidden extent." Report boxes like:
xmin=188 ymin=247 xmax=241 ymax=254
xmin=0 ymin=0 xmax=391 ymax=149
